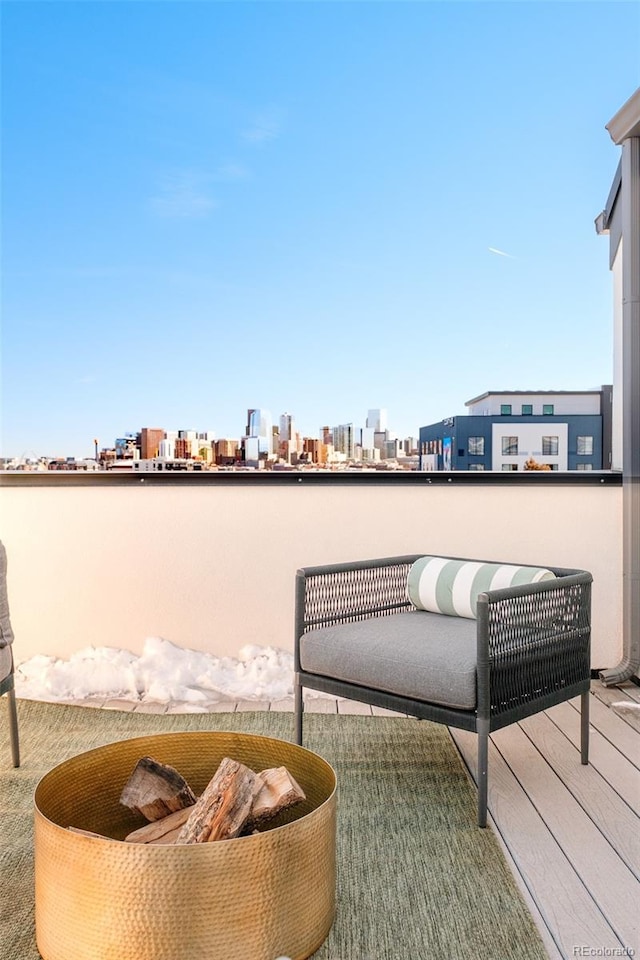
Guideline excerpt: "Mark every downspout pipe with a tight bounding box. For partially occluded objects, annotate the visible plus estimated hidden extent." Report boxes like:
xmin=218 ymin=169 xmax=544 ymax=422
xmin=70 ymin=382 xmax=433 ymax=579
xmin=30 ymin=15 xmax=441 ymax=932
xmin=600 ymin=132 xmax=640 ymax=685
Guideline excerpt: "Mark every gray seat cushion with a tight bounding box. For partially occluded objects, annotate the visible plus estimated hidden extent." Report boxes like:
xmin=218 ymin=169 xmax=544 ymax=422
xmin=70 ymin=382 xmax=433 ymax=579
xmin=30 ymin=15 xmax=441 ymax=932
xmin=299 ymin=611 xmax=477 ymax=710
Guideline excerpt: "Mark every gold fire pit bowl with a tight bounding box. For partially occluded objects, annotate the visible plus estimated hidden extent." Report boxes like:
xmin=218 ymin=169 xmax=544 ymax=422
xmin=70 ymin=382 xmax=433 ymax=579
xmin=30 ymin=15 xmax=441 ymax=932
xmin=34 ymin=731 xmax=337 ymax=960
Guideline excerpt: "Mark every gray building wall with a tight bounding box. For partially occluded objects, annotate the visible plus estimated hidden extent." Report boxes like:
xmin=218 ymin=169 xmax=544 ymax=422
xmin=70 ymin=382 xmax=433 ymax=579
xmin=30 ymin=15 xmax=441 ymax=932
xmin=420 ymin=414 xmax=605 ymax=471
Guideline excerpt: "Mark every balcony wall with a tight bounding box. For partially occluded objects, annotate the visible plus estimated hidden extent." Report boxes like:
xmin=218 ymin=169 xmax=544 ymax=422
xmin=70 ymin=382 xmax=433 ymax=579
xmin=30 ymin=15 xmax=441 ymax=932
xmin=0 ymin=473 xmax=623 ymax=670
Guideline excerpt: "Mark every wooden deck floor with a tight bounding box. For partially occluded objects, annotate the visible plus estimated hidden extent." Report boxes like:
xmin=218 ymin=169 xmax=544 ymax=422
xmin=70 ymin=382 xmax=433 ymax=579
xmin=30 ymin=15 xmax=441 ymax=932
xmin=62 ymin=680 xmax=640 ymax=959
xmin=449 ymin=680 xmax=640 ymax=960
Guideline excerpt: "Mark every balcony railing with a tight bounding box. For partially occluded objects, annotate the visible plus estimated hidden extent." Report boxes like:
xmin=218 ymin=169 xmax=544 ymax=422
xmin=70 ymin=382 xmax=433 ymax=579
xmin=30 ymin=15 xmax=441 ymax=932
xmin=0 ymin=471 xmax=623 ymax=670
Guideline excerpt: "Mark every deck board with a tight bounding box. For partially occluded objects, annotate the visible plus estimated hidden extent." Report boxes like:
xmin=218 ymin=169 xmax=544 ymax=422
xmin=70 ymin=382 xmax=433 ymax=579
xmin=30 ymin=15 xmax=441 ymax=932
xmin=519 ymin=712 xmax=640 ymax=879
xmin=302 ymin=697 xmax=338 ymax=713
xmin=568 ymin=692 xmax=640 ymax=769
xmin=450 ymin=727 xmax=626 ymax=958
xmin=545 ymin=701 xmax=640 ymax=814
xmin=616 ymin=681 xmax=640 ymax=703
xmin=590 ymin=683 xmax=640 ymax=732
xmin=490 ymin=723 xmax=639 ymax=949
xmin=337 ymin=699 xmax=373 ymax=715
xmin=450 ymin=682 xmax=640 ymax=959
xmin=592 ymin=681 xmax=640 ymax=707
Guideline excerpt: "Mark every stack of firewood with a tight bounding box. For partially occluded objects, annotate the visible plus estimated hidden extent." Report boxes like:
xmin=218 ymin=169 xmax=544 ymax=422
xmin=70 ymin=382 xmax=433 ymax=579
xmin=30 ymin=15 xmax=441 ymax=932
xmin=69 ymin=756 xmax=306 ymax=844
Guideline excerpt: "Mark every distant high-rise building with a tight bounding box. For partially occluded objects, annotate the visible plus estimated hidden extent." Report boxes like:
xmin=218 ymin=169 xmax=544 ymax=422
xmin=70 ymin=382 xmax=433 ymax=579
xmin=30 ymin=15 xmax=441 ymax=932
xmin=215 ymin=439 xmax=239 ymax=466
xmin=141 ymin=428 xmax=165 ymax=460
xmin=115 ymin=436 xmax=138 ymax=460
xmin=373 ymin=430 xmax=388 ymax=453
xmin=158 ymin=438 xmax=175 ymax=458
xmin=359 ymin=427 xmax=379 ymax=461
xmin=247 ymin=409 xmax=273 ymax=455
xmin=195 ymin=432 xmax=214 ymax=461
xmin=279 ymin=413 xmax=295 ymax=442
xmin=320 ymin=426 xmax=333 ymax=446
xmin=303 ymin=438 xmax=321 ymax=463
xmin=178 ymin=429 xmax=198 ymax=457
xmin=174 ymin=438 xmax=190 ymax=459
xmin=360 ymin=426 xmax=375 ymax=449
xmin=403 ymin=437 xmax=418 ymax=456
xmin=367 ymin=409 xmax=387 ymax=432
xmin=384 ymin=439 xmax=401 ymax=459
xmin=244 ymin=436 xmax=261 ymax=466
xmin=333 ymin=423 xmax=355 ymax=460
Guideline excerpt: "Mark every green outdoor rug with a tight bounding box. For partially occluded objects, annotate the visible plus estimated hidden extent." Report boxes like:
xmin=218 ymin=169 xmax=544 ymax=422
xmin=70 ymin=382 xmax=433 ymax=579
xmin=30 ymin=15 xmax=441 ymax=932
xmin=1 ymin=699 xmax=547 ymax=960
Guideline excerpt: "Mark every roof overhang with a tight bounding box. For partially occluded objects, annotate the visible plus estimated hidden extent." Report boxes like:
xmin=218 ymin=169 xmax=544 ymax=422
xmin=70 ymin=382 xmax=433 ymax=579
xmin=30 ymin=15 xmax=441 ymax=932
xmin=465 ymin=389 xmax=603 ymax=406
xmin=606 ymin=87 xmax=640 ymax=144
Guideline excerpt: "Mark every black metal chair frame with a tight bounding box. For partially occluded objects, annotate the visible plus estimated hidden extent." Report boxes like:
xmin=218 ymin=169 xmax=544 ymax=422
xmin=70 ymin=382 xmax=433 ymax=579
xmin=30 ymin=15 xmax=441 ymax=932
xmin=294 ymin=554 xmax=592 ymax=827
xmin=1 ymin=646 xmax=20 ymax=767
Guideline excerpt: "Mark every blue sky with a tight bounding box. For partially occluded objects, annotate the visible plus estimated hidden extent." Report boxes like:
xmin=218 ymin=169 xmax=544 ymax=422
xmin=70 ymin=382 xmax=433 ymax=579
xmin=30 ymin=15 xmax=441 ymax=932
xmin=2 ymin=1 xmax=639 ymax=459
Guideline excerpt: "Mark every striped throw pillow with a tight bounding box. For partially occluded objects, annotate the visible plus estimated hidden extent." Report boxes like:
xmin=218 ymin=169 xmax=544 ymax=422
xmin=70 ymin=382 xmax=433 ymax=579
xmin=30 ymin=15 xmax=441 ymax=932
xmin=407 ymin=557 xmax=555 ymax=619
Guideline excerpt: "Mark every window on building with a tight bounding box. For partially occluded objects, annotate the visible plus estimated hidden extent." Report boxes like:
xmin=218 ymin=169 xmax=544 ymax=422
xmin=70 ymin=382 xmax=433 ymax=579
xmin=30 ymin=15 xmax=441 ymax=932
xmin=542 ymin=404 xmax=554 ymax=415
xmin=577 ymin=436 xmax=593 ymax=455
xmin=501 ymin=436 xmax=518 ymax=456
xmin=542 ymin=464 xmax=559 ymax=471
xmin=500 ymin=404 xmax=512 ymax=415
xmin=542 ymin=436 xmax=559 ymax=456
xmin=468 ymin=437 xmax=485 ymax=456
xmin=468 ymin=464 xmax=485 ymax=471
xmin=502 ymin=463 xmax=518 ymax=471
xmin=521 ymin=404 xmax=533 ymax=415
xmin=576 ymin=463 xmax=593 ymax=471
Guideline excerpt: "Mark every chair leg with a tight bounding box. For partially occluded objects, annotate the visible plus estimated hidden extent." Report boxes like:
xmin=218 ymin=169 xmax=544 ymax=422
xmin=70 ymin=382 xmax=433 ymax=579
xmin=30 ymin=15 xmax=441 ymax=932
xmin=7 ymin=687 xmax=19 ymax=768
xmin=294 ymin=678 xmax=303 ymax=746
xmin=477 ymin=722 xmax=489 ymax=828
xmin=580 ymin=689 xmax=589 ymax=765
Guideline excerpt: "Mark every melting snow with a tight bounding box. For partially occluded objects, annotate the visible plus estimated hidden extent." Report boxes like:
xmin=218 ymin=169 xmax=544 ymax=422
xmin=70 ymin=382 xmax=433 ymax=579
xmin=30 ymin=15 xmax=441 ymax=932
xmin=13 ymin=637 xmax=304 ymax=704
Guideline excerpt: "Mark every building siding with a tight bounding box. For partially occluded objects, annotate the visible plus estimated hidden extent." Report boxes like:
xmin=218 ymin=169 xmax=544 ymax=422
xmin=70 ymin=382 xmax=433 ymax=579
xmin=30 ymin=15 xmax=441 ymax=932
xmin=420 ymin=414 xmax=604 ymax=471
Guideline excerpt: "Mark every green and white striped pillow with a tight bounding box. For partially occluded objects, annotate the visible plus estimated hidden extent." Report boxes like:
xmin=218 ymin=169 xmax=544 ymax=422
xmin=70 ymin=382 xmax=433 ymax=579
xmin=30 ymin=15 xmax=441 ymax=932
xmin=407 ymin=557 xmax=555 ymax=619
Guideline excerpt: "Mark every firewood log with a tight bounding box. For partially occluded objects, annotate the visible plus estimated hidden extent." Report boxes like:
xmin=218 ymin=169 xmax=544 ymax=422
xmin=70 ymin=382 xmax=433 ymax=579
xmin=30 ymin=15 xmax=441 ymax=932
xmin=175 ymin=757 xmax=261 ymax=844
xmin=124 ymin=806 xmax=192 ymax=844
xmin=246 ymin=766 xmax=306 ymax=829
xmin=119 ymin=756 xmax=197 ymax=821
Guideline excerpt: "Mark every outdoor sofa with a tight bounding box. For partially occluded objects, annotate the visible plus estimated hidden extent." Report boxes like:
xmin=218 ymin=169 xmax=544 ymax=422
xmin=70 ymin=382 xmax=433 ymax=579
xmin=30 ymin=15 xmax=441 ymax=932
xmin=294 ymin=554 xmax=592 ymax=826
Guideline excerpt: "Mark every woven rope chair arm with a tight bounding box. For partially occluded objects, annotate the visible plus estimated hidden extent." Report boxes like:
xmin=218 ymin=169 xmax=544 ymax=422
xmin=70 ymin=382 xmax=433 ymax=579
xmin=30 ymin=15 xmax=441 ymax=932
xmin=478 ymin=572 xmax=592 ymax=658
xmin=476 ymin=573 xmax=592 ymax=720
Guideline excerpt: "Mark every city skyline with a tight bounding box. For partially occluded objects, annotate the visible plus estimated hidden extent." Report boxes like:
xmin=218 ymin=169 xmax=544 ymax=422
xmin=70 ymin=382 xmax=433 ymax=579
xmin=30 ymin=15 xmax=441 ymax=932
xmin=2 ymin=3 xmax=639 ymax=459
xmin=2 ymin=404 xmax=412 ymax=463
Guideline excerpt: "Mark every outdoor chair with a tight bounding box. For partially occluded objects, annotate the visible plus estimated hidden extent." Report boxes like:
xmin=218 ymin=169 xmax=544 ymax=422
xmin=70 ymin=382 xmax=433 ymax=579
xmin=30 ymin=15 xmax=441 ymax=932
xmin=0 ymin=541 xmax=20 ymax=767
xmin=294 ymin=554 xmax=592 ymax=827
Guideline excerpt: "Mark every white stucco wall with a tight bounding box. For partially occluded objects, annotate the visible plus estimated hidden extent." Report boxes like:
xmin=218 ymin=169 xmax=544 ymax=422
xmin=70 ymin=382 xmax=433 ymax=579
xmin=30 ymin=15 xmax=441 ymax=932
xmin=611 ymin=242 xmax=624 ymax=471
xmin=0 ymin=479 xmax=622 ymax=671
xmin=491 ymin=423 xmax=568 ymax=470
xmin=467 ymin=393 xmax=602 ymax=416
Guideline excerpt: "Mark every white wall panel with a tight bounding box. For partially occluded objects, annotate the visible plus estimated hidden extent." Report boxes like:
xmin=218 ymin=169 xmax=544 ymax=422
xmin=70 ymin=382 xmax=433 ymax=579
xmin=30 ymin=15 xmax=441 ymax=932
xmin=0 ymin=481 xmax=622 ymax=670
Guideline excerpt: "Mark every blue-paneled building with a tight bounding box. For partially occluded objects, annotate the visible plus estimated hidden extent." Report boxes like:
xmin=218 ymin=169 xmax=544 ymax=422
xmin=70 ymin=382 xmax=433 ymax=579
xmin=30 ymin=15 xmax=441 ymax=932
xmin=419 ymin=388 xmax=612 ymax=472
